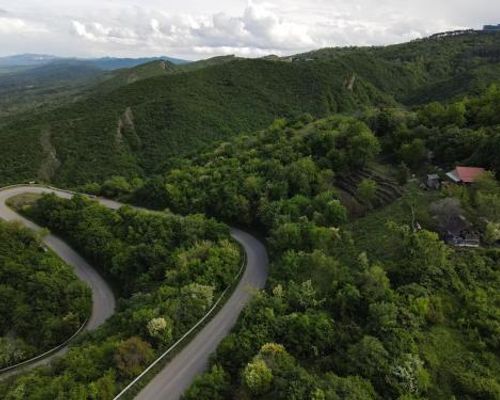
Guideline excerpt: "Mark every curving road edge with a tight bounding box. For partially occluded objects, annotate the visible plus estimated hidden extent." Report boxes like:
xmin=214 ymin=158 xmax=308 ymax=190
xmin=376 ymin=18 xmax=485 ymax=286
xmin=134 ymin=227 xmax=268 ymax=400
xmin=0 ymin=185 xmax=269 ymax=400
xmin=0 ymin=185 xmax=117 ymax=377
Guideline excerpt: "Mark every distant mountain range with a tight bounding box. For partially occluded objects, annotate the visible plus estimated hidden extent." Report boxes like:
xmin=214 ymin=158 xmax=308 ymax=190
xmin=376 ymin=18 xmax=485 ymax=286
xmin=0 ymin=54 xmax=190 ymax=70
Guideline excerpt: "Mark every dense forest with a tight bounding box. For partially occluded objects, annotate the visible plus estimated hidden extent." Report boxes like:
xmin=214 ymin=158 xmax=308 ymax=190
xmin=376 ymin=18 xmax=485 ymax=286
xmin=97 ymin=84 xmax=500 ymax=221
xmin=101 ymin=90 xmax=497 ymax=399
xmin=0 ymin=196 xmax=241 ymax=398
xmin=0 ymin=30 xmax=499 ymax=399
xmin=0 ymin=220 xmax=91 ymax=369
xmin=0 ymin=31 xmax=499 ymax=187
xmin=1 ymin=77 xmax=498 ymax=399
xmin=0 ymin=56 xmax=188 ymax=119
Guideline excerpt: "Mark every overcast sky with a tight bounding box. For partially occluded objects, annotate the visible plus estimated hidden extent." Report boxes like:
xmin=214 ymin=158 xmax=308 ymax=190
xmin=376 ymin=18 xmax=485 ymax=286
xmin=0 ymin=0 xmax=498 ymax=60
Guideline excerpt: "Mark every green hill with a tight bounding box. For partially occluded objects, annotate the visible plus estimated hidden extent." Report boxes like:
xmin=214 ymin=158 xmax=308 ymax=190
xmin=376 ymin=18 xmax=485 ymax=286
xmin=96 ymin=55 xmax=238 ymax=92
xmin=0 ymin=57 xmax=192 ymax=119
xmin=96 ymin=60 xmax=179 ymax=92
xmin=0 ymin=30 xmax=499 ymax=186
xmin=296 ymin=30 xmax=500 ymax=103
xmin=0 ymin=59 xmax=392 ymax=185
xmin=1 ymin=30 xmax=500 ymax=400
xmin=0 ymin=61 xmax=106 ymax=119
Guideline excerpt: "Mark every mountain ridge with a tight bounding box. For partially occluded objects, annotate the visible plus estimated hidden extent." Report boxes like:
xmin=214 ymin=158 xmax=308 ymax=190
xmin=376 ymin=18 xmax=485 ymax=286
xmin=0 ymin=54 xmax=190 ymax=70
xmin=0 ymin=31 xmax=499 ymax=186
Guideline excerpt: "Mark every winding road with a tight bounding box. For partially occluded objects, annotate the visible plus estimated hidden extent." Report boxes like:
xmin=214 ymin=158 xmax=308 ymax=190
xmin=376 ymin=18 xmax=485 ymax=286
xmin=135 ymin=228 xmax=268 ymax=400
xmin=0 ymin=185 xmax=269 ymax=399
xmin=0 ymin=185 xmax=117 ymax=377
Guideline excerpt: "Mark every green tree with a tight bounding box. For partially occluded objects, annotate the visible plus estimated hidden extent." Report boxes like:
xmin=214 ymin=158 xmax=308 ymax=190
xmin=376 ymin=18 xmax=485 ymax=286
xmin=286 ymin=157 xmax=319 ymax=196
xmin=114 ymin=337 xmax=154 ymax=378
xmin=446 ymin=102 xmax=466 ymax=127
xmin=347 ymin=336 xmax=390 ymax=379
xmin=88 ymin=370 xmax=116 ymax=400
xmin=183 ymin=365 xmax=230 ymax=400
xmin=180 ymin=283 xmax=215 ymax=321
xmin=346 ymin=123 xmax=381 ymax=168
xmin=101 ymin=176 xmax=132 ymax=198
xmin=243 ymin=358 xmax=273 ymax=395
xmin=322 ymin=373 xmax=377 ymax=400
xmin=399 ymin=139 xmax=427 ymax=169
xmin=357 ymin=179 xmax=378 ymax=207
xmin=484 ymin=222 xmax=500 ymax=245
xmin=390 ymin=224 xmax=451 ymax=286
xmin=147 ymin=317 xmax=173 ymax=345
xmin=389 ymin=354 xmax=430 ymax=396
xmin=396 ymin=162 xmax=410 ymax=185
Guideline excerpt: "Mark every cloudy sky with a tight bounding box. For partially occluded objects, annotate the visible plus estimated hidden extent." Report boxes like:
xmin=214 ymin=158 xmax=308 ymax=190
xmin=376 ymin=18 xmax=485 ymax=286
xmin=0 ymin=0 xmax=498 ymax=60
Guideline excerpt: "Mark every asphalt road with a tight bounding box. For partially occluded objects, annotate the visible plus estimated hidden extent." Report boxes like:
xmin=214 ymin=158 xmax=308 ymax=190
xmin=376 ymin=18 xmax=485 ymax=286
xmin=0 ymin=185 xmax=116 ymax=376
xmin=0 ymin=185 xmax=269 ymax=400
xmin=134 ymin=228 xmax=268 ymax=400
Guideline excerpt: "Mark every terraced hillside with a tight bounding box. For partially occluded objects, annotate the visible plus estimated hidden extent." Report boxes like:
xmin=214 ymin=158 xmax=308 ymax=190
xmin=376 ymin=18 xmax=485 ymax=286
xmin=335 ymin=166 xmax=404 ymax=214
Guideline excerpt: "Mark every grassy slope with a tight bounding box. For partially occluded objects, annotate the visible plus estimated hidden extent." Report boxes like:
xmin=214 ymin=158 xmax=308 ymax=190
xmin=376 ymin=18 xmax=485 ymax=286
xmin=349 ymin=186 xmax=440 ymax=259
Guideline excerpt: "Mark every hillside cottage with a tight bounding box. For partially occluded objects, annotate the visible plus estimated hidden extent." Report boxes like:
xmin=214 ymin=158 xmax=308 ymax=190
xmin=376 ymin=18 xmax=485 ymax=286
xmin=446 ymin=166 xmax=486 ymax=184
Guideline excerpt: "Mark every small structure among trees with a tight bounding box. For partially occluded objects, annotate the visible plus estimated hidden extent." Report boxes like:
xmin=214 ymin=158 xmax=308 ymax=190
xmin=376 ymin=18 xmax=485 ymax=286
xmin=426 ymin=174 xmax=441 ymax=190
xmin=446 ymin=166 xmax=486 ymax=184
xmin=430 ymin=198 xmax=481 ymax=247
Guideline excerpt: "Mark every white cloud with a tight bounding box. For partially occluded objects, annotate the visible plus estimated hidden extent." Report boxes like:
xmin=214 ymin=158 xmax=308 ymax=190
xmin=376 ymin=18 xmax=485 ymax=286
xmin=0 ymin=16 xmax=46 ymax=34
xmin=68 ymin=2 xmax=316 ymax=54
xmin=71 ymin=20 xmax=95 ymax=41
xmin=72 ymin=20 xmax=138 ymax=44
xmin=0 ymin=0 xmax=499 ymax=58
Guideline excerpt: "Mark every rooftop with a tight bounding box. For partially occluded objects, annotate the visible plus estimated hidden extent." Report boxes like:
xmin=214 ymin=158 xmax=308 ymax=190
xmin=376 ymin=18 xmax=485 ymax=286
xmin=446 ymin=166 xmax=486 ymax=184
xmin=456 ymin=166 xmax=486 ymax=183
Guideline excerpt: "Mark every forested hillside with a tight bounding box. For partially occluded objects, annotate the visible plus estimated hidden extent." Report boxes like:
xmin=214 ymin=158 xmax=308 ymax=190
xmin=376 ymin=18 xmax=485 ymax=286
xmin=96 ymin=55 xmax=238 ymax=92
xmin=0 ymin=220 xmax=91 ymax=369
xmin=0 ymin=58 xmax=390 ymax=186
xmin=296 ymin=30 xmax=500 ymax=103
xmin=1 ymin=29 xmax=500 ymax=399
xmin=110 ymin=94 xmax=497 ymax=399
xmin=0 ymin=61 xmax=105 ymax=119
xmin=0 ymin=195 xmax=241 ymax=398
xmin=0 ymin=56 xmax=189 ymax=119
xmin=1 ymin=31 xmax=498 ymax=187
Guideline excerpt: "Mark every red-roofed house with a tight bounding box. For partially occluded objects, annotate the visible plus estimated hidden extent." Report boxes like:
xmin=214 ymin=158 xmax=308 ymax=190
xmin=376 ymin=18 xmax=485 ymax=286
xmin=446 ymin=166 xmax=486 ymax=184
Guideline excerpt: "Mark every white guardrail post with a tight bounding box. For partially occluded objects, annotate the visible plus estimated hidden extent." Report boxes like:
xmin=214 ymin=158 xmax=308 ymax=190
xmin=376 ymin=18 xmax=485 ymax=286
xmin=0 ymin=317 xmax=89 ymax=374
